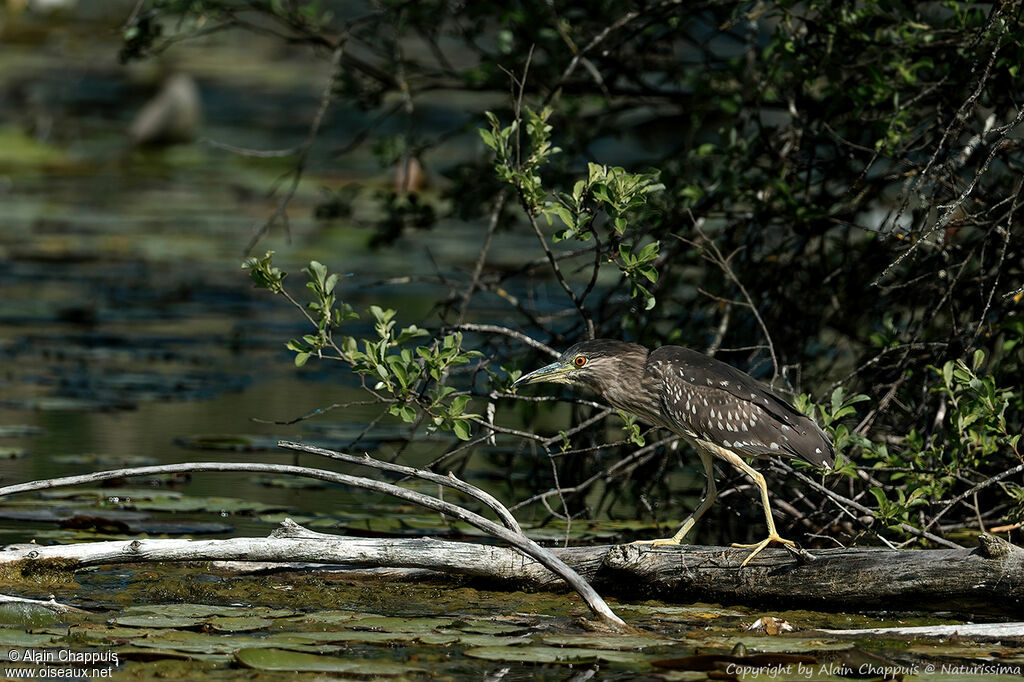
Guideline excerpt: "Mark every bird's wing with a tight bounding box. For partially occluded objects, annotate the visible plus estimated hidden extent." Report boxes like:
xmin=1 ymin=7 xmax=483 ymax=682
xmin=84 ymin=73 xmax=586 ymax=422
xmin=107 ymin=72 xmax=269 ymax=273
xmin=646 ymin=346 xmax=834 ymax=467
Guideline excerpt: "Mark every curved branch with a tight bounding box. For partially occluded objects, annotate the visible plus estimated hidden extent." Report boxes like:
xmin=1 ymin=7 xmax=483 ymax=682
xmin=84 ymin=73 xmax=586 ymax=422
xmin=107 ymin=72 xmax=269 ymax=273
xmin=0 ymin=460 xmax=625 ymax=627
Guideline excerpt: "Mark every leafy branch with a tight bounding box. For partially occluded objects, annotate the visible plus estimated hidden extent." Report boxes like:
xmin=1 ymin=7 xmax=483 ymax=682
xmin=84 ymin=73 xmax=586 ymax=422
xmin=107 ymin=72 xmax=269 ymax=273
xmin=243 ymin=253 xmax=482 ymax=440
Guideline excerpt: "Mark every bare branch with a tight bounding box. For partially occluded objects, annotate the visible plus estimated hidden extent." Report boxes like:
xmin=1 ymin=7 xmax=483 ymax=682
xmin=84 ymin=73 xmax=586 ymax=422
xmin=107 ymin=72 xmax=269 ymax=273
xmin=0 ymin=460 xmax=625 ymax=627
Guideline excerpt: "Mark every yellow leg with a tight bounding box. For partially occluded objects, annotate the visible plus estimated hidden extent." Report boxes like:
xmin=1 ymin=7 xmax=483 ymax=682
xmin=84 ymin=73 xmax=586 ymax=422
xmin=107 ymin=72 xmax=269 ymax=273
xmin=718 ymin=450 xmax=795 ymax=566
xmin=634 ymin=449 xmax=717 ymax=547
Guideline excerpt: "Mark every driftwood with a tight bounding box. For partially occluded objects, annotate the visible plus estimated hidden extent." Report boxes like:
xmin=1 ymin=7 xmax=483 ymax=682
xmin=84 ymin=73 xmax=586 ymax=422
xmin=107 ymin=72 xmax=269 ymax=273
xmin=2 ymin=520 xmax=1020 ymax=615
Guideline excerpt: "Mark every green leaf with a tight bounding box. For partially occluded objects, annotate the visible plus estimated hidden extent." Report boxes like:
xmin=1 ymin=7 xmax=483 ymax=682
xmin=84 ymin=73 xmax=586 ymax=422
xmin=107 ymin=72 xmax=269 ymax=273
xmin=450 ymin=395 xmax=471 ymax=416
xmin=307 ymin=260 xmax=327 ymax=284
xmin=478 ymin=127 xmax=497 ymax=151
xmin=452 ymin=419 xmax=471 ymax=441
xmin=546 ymin=204 xmax=576 ymax=230
xmin=637 ymin=241 xmax=659 ymax=261
xmin=869 ymin=487 xmax=888 ymax=509
xmin=369 ymin=305 xmax=396 ymax=324
xmin=572 ymin=179 xmax=586 ymax=201
xmin=294 ymin=352 xmax=311 ymax=367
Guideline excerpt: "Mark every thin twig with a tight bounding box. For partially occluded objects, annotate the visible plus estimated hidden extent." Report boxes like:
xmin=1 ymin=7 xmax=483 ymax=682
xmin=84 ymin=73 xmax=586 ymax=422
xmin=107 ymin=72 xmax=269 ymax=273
xmin=453 ymin=324 xmax=558 ymax=357
xmin=920 ymin=462 xmax=1024 ymax=535
xmin=251 ymin=399 xmax=384 ymax=425
xmin=244 ymin=43 xmax=347 ymax=255
xmin=675 ymin=222 xmax=781 ymax=383
xmin=457 ymin=192 xmax=508 ymax=324
xmin=773 ymin=461 xmax=962 ymax=549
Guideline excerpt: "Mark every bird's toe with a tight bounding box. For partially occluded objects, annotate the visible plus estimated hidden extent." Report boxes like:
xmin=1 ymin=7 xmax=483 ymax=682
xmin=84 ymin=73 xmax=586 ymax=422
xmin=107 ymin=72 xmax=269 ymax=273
xmin=632 ymin=537 xmax=681 ymax=548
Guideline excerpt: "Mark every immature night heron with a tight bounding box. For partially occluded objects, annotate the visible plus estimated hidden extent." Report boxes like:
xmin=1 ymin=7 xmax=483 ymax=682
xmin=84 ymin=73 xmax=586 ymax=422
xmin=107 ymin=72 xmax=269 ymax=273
xmin=513 ymin=339 xmax=834 ymax=566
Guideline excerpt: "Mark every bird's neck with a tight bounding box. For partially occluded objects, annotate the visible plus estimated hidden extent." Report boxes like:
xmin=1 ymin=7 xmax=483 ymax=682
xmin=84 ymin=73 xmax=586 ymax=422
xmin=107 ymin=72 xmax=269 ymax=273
xmin=598 ymin=353 xmax=668 ymax=429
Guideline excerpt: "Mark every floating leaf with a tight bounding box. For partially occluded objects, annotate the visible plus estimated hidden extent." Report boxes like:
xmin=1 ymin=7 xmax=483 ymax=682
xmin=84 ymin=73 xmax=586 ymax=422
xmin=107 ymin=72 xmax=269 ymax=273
xmin=464 ymin=645 xmax=647 ymax=665
xmin=50 ymin=453 xmax=157 ymax=467
xmin=456 ymin=621 xmax=532 ymax=635
xmin=348 ymin=616 xmax=456 ymax=632
xmin=451 ymin=634 xmax=533 ymax=647
xmin=122 ymin=604 xmax=294 ymax=619
xmin=540 ymin=634 xmax=677 ymax=650
xmin=112 ymin=615 xmax=203 ymax=629
xmin=282 ymin=610 xmax=380 ymax=626
xmin=235 ymin=648 xmax=418 ymax=675
xmin=128 ymin=630 xmax=309 ymax=655
xmin=289 ymin=630 xmax=421 ymax=644
xmin=0 ymin=630 xmax=60 ymax=647
xmin=206 ymin=616 xmax=273 ymax=632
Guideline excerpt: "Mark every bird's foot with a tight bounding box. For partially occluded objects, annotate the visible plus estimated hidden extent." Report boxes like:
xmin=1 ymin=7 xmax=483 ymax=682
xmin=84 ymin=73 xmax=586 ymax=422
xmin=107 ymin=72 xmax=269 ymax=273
xmin=731 ymin=533 xmax=796 ymax=567
xmin=632 ymin=537 xmax=681 ymax=548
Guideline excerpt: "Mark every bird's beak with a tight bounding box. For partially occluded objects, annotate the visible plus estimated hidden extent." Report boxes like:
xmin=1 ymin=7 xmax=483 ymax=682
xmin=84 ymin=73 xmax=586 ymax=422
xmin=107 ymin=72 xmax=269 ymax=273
xmin=512 ymin=361 xmax=572 ymax=388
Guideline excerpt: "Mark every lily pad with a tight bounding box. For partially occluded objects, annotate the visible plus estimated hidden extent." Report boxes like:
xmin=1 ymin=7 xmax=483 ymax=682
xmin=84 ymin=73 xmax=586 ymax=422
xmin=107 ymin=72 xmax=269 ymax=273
xmin=737 ymin=637 xmax=855 ymax=653
xmin=289 ymin=630 xmax=422 ymax=644
xmin=348 ymin=615 xmax=456 ymax=631
xmin=282 ymin=609 xmax=380 ymax=625
xmin=455 ymin=620 xmax=534 ymax=635
xmin=235 ymin=647 xmax=419 ymax=674
xmin=416 ymin=633 xmax=462 ymax=645
xmin=123 ymin=604 xmax=293 ymax=619
xmin=38 ymin=489 xmax=183 ymax=501
xmin=112 ymin=614 xmax=203 ymax=629
xmin=0 ymin=508 xmax=150 ymax=523
xmin=114 ymin=645 xmax=232 ymax=663
xmin=42 ymin=625 xmax=153 ymax=644
xmin=130 ymin=630 xmax=310 ymax=655
xmin=206 ymin=616 xmax=273 ymax=632
xmin=464 ymin=644 xmax=648 ymax=665
xmin=50 ymin=453 xmax=158 ymax=467
xmin=541 ymin=633 xmax=678 ymax=650
xmin=0 ymin=630 xmax=60 ymax=647
xmin=446 ymin=634 xmax=533 ymax=647
xmin=127 ymin=495 xmax=283 ymax=514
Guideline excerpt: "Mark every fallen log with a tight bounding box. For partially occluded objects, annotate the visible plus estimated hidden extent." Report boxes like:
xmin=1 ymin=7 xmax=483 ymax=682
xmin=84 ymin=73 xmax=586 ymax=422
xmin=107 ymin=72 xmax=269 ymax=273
xmin=595 ymin=532 xmax=1023 ymax=614
xmin=1 ymin=521 xmax=1019 ymax=615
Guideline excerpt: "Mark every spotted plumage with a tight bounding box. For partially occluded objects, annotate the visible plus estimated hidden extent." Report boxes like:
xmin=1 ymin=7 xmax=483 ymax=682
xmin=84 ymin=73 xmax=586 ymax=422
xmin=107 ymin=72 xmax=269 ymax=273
xmin=513 ymin=338 xmax=835 ymax=566
xmin=645 ymin=346 xmax=833 ymax=467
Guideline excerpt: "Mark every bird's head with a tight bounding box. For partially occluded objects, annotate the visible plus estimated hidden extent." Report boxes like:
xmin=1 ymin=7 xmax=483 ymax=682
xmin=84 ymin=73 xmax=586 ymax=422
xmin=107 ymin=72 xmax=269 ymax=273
xmin=512 ymin=339 xmax=647 ymax=395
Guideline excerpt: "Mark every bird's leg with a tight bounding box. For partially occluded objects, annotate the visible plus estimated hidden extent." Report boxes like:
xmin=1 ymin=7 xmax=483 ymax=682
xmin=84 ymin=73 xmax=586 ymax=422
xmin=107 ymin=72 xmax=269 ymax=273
xmin=634 ymin=449 xmax=716 ymax=547
xmin=719 ymin=451 xmax=796 ymax=566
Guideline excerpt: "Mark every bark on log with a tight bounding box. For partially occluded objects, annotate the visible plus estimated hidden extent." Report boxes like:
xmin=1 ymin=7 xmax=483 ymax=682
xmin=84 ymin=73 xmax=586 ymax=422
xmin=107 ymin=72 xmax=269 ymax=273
xmin=1 ymin=521 xmax=1019 ymax=615
xmin=594 ymin=533 xmax=1023 ymax=614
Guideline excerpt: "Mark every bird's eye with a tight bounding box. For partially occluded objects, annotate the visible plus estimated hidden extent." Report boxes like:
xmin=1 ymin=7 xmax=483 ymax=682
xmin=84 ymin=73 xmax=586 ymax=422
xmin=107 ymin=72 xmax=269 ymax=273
xmin=573 ymin=355 xmax=587 ymax=367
